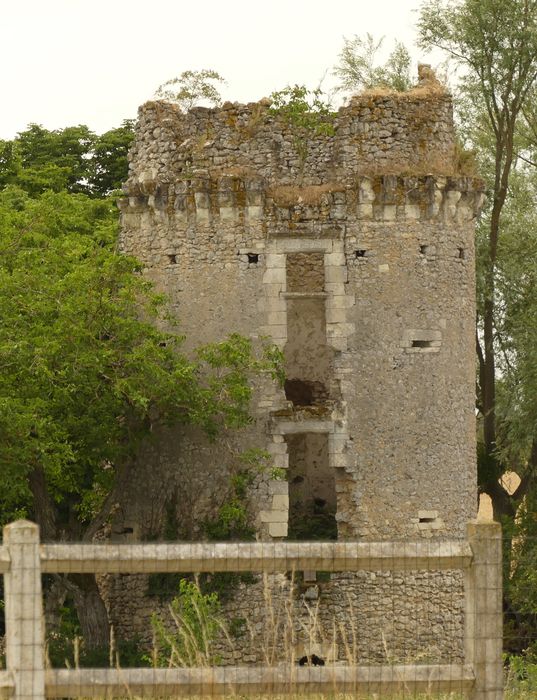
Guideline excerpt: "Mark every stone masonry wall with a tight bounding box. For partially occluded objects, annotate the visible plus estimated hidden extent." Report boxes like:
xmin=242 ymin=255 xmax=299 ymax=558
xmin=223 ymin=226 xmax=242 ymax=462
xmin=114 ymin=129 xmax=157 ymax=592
xmin=114 ymin=83 xmax=484 ymax=660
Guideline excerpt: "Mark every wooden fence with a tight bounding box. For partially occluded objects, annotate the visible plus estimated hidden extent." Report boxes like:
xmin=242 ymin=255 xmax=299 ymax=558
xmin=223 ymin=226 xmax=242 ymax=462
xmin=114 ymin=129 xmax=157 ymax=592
xmin=0 ymin=519 xmax=503 ymax=699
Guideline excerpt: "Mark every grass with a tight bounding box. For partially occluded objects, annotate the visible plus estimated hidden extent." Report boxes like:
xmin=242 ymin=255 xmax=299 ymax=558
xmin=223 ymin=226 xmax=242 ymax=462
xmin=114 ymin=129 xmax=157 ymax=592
xmin=37 ymin=575 xmax=536 ymax=699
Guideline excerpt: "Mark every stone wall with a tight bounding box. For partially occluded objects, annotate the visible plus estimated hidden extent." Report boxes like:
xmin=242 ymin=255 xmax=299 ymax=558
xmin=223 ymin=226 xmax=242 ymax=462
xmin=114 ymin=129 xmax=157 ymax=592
xmin=114 ymin=81 xmax=484 ymax=659
xmin=103 ymin=570 xmax=464 ymax=666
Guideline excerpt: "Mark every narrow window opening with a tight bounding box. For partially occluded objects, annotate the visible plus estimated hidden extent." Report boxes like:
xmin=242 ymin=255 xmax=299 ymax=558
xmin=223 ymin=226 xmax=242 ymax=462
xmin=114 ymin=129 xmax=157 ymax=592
xmin=284 ymin=252 xmax=335 ymax=406
xmin=411 ymin=339 xmax=432 ymax=348
xmin=354 ymin=249 xmax=367 ymax=258
xmin=285 ymin=433 xmax=337 ymax=541
xmin=458 ymin=247 xmax=466 ymax=260
xmin=168 ymin=254 xmax=177 ymax=264
xmin=247 ymin=253 xmax=259 ymax=264
xmin=419 ymin=516 xmax=436 ymax=524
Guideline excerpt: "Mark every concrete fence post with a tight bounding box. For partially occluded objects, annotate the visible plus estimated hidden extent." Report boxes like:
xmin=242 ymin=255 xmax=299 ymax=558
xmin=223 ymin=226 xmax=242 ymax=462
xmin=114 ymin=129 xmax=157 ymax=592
xmin=3 ymin=520 xmax=45 ymax=700
xmin=465 ymin=520 xmax=503 ymax=700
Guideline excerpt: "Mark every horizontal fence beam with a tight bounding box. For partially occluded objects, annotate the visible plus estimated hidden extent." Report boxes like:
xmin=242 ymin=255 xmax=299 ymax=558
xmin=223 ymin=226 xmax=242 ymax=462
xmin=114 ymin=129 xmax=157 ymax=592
xmin=0 ymin=671 xmax=14 ymax=698
xmin=45 ymin=664 xmax=475 ymax=697
xmin=0 ymin=547 xmax=10 ymax=574
xmin=41 ymin=540 xmax=473 ymax=574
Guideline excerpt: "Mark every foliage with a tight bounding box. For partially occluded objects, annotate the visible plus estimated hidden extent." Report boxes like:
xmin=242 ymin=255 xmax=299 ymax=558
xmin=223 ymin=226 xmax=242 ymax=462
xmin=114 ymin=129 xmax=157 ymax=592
xmin=228 ymin=616 xmax=247 ymax=638
xmin=419 ymin=0 xmax=537 ymax=656
xmin=0 ymin=121 xmax=134 ymax=197
xmin=156 ymin=69 xmax=226 ymax=111
xmin=505 ymin=651 xmax=537 ymax=698
xmin=268 ymin=84 xmax=335 ymax=136
xmin=87 ymin=120 xmax=135 ymax=196
xmin=288 ymin=510 xmax=338 ymax=541
xmin=419 ymin=0 xmax=537 ymax=512
xmin=333 ymin=34 xmax=412 ymax=94
xmin=150 ymin=579 xmax=222 ymax=666
xmin=45 ymin=600 xmax=149 ymax=668
xmin=0 ymin=185 xmax=281 ymax=533
xmin=203 ymin=448 xmax=276 ymax=541
xmin=15 ymin=124 xmax=95 ymax=195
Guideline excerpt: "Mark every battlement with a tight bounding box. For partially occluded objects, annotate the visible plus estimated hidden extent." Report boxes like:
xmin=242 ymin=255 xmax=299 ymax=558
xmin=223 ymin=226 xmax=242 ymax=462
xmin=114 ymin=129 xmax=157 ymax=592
xmin=125 ymin=86 xmax=463 ymax=196
xmin=120 ymin=174 xmax=483 ymax=238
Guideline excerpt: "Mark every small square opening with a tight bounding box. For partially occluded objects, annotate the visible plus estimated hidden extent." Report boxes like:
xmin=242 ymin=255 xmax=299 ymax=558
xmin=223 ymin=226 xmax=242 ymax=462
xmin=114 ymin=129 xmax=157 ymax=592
xmin=354 ymin=249 xmax=367 ymax=259
xmin=247 ymin=253 xmax=260 ymax=264
xmin=167 ymin=254 xmax=177 ymax=264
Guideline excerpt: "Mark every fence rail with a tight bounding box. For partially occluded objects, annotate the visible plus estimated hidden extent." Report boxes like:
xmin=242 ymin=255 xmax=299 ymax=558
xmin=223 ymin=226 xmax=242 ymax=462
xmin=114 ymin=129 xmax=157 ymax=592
xmin=0 ymin=540 xmax=474 ymax=575
xmin=0 ymin=519 xmax=503 ymax=699
xmin=43 ymin=664 xmax=477 ymax=697
xmin=36 ymin=539 xmax=473 ymax=574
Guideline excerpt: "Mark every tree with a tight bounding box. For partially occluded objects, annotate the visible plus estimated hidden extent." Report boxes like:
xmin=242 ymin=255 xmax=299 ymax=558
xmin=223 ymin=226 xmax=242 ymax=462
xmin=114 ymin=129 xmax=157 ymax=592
xmin=419 ymin=0 xmax=537 ymax=654
xmin=333 ymin=34 xmax=412 ymax=94
xmin=0 ymin=185 xmax=280 ymax=648
xmin=268 ymin=84 xmax=335 ymax=134
xmin=0 ymin=122 xmax=135 ymax=198
xmin=15 ymin=124 xmax=95 ymax=195
xmin=88 ymin=120 xmax=135 ymax=196
xmin=419 ymin=0 xmax=537 ymax=520
xmin=155 ymin=69 xmax=226 ymax=111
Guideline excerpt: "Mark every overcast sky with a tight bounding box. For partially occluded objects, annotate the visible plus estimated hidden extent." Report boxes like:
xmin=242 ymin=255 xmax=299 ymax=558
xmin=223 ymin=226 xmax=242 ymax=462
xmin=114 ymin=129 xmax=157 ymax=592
xmin=1 ymin=0 xmax=433 ymax=140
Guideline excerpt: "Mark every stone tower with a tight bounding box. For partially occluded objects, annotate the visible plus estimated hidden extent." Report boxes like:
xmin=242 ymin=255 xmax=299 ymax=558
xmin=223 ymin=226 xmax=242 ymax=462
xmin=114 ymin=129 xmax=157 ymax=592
xmin=118 ymin=84 xmax=483 ymax=546
xmin=114 ymin=81 xmax=485 ymax=661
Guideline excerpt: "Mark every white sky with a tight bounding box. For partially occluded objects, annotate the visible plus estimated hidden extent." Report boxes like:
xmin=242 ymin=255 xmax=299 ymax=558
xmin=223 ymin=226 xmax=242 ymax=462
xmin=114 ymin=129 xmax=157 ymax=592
xmin=0 ymin=0 xmax=432 ymax=140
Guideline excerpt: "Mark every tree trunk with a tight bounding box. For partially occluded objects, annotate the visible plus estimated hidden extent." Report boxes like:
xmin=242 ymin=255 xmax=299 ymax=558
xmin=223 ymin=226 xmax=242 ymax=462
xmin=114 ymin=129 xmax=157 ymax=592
xmin=69 ymin=574 xmax=110 ymax=650
xmin=28 ymin=466 xmax=58 ymax=541
xmin=44 ymin=577 xmax=68 ymax=634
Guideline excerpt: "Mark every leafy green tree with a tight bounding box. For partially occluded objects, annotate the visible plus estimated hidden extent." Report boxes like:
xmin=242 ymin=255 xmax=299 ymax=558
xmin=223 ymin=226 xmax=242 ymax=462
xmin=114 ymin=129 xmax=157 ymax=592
xmin=88 ymin=120 xmax=135 ymax=196
xmin=419 ymin=0 xmax=537 ymax=654
xmin=156 ymin=69 xmax=226 ymax=111
xmin=268 ymin=84 xmax=335 ymax=135
xmin=0 ymin=140 xmax=18 ymax=190
xmin=0 ymin=185 xmax=279 ymax=647
xmin=419 ymin=0 xmax=537 ymax=520
xmin=15 ymin=124 xmax=95 ymax=195
xmin=333 ymin=34 xmax=412 ymax=94
xmin=0 ymin=122 xmax=135 ymax=198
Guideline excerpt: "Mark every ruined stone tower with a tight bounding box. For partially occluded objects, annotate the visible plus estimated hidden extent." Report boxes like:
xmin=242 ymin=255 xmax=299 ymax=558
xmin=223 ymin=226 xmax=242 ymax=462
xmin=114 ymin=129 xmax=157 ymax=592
xmin=118 ymin=82 xmax=483 ymax=547
xmin=114 ymin=80 xmax=485 ymax=661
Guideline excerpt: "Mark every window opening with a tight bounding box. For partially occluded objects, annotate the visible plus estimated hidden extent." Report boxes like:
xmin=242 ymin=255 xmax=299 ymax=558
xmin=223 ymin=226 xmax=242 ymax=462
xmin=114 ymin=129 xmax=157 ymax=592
xmin=354 ymin=249 xmax=367 ymax=258
xmin=247 ymin=253 xmax=259 ymax=264
xmin=284 ymin=378 xmax=329 ymax=406
xmin=411 ymin=339 xmax=432 ymax=348
xmin=285 ymin=433 xmax=337 ymax=541
xmin=284 ymin=252 xmax=334 ymax=406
